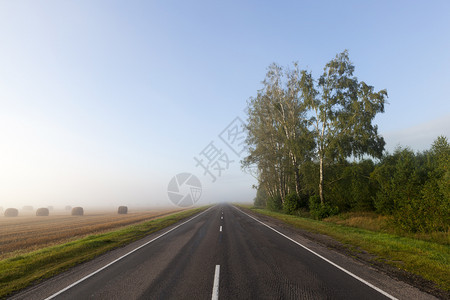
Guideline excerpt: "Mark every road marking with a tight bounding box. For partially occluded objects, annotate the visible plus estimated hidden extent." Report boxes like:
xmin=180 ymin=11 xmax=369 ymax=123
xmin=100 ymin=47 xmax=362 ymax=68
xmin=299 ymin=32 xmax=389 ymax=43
xmin=234 ymin=207 xmax=398 ymax=300
xmin=211 ymin=265 xmax=220 ymax=300
xmin=44 ymin=206 xmax=216 ymax=300
xmin=221 ymin=216 xmax=223 ymax=219
xmin=219 ymin=226 xmax=222 ymax=232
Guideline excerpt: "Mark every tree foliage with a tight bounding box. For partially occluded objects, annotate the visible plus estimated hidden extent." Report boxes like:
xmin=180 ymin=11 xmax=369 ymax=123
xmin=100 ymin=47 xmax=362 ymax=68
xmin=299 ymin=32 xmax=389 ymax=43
xmin=245 ymin=50 xmax=386 ymax=205
xmin=246 ymin=52 xmax=449 ymax=233
xmin=299 ymin=51 xmax=386 ymax=203
xmin=376 ymin=137 xmax=450 ymax=232
xmin=283 ymin=192 xmax=300 ymax=215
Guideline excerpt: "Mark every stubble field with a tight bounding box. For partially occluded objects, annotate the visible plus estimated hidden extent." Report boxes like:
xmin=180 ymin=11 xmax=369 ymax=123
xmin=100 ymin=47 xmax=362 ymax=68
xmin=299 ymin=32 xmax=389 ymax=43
xmin=0 ymin=208 xmax=183 ymax=260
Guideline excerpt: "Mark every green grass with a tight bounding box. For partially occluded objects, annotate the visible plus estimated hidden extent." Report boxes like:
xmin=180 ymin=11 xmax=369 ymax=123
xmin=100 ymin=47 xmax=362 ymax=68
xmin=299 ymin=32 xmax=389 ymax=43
xmin=247 ymin=207 xmax=450 ymax=292
xmin=0 ymin=207 xmax=208 ymax=298
xmin=323 ymin=211 xmax=449 ymax=246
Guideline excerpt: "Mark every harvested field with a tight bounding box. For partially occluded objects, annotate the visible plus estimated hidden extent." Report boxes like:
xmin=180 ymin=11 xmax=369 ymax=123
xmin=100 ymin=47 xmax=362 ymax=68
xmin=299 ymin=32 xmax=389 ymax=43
xmin=0 ymin=208 xmax=183 ymax=260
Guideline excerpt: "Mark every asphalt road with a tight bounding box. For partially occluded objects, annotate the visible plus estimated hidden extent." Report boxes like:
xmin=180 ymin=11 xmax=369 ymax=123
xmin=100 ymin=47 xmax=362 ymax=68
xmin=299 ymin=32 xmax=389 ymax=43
xmin=12 ymin=204 xmax=435 ymax=300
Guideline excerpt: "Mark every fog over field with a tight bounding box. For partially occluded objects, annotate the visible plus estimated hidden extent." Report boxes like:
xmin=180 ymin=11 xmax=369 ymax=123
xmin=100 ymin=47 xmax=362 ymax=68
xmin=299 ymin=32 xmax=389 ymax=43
xmin=0 ymin=100 xmax=255 ymax=209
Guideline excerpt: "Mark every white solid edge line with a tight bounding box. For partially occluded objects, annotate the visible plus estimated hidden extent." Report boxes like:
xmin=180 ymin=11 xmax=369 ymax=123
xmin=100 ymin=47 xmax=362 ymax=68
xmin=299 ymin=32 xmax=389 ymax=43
xmin=44 ymin=206 xmax=215 ymax=300
xmin=211 ymin=265 xmax=220 ymax=300
xmin=234 ymin=206 xmax=397 ymax=300
xmin=219 ymin=226 xmax=222 ymax=232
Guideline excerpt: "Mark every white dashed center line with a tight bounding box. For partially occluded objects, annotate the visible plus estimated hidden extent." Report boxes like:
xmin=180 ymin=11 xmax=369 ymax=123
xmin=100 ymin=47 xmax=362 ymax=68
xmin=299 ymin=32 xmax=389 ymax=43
xmin=211 ymin=265 xmax=220 ymax=300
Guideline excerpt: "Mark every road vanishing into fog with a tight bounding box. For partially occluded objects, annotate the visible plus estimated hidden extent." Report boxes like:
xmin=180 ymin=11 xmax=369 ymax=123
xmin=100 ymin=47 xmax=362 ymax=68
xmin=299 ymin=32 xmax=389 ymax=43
xmin=12 ymin=204 xmax=435 ymax=300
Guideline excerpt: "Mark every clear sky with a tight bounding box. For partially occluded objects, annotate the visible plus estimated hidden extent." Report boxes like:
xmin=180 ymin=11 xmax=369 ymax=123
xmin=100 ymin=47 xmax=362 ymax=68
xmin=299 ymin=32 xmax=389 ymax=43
xmin=1 ymin=1 xmax=449 ymax=209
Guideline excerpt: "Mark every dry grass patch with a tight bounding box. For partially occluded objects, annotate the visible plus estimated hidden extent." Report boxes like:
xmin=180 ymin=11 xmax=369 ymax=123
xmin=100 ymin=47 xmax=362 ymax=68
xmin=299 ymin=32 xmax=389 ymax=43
xmin=324 ymin=212 xmax=390 ymax=232
xmin=324 ymin=211 xmax=449 ymax=246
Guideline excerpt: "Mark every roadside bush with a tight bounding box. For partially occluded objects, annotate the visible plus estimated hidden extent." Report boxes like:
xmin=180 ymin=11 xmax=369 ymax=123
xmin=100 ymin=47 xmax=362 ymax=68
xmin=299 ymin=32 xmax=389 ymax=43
xmin=391 ymin=191 xmax=448 ymax=233
xmin=267 ymin=195 xmax=282 ymax=211
xmin=253 ymin=187 xmax=268 ymax=208
xmin=372 ymin=148 xmax=425 ymax=214
xmin=322 ymin=160 xmax=376 ymax=212
xmin=283 ymin=192 xmax=299 ymax=215
xmin=376 ymin=138 xmax=450 ymax=233
xmin=309 ymin=195 xmax=339 ymax=220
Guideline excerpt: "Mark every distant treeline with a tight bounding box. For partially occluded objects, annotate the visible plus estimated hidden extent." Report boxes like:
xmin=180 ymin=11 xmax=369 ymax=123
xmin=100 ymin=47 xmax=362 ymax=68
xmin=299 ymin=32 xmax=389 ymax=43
xmin=243 ymin=51 xmax=449 ymax=233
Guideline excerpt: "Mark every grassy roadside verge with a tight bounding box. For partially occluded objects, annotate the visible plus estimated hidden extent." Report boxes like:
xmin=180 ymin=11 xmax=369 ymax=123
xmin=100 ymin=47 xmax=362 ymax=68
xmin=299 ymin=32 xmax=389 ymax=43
xmin=245 ymin=206 xmax=450 ymax=292
xmin=0 ymin=206 xmax=208 ymax=298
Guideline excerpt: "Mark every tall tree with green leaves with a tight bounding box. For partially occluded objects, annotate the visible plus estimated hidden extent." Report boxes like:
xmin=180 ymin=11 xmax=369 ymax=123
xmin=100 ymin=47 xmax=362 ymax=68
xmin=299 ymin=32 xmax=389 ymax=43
xmin=243 ymin=63 xmax=313 ymax=204
xmin=243 ymin=66 xmax=288 ymax=202
xmin=299 ymin=50 xmax=387 ymax=203
xmin=244 ymin=51 xmax=386 ymax=207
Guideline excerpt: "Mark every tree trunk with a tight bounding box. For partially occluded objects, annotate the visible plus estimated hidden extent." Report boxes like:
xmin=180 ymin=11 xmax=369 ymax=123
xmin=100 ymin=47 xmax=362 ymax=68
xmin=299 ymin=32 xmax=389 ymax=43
xmin=279 ymin=172 xmax=285 ymax=204
xmin=319 ymin=154 xmax=324 ymax=204
xmin=318 ymin=117 xmax=326 ymax=205
xmin=291 ymin=154 xmax=301 ymax=197
xmin=295 ymin=167 xmax=301 ymax=196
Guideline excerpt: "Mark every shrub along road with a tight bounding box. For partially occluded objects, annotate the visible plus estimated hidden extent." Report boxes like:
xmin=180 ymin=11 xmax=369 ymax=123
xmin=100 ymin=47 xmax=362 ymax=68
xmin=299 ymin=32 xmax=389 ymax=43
xmin=12 ymin=204 xmax=435 ymax=299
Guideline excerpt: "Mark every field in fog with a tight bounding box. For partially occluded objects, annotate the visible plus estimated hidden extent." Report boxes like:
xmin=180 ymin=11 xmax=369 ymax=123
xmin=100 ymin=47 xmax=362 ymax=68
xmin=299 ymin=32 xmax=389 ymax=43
xmin=0 ymin=208 xmax=182 ymax=260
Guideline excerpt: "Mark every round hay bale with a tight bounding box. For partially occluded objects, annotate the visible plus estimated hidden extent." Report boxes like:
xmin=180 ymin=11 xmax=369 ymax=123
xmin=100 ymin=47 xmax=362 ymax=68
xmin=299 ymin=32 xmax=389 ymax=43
xmin=65 ymin=205 xmax=72 ymax=211
xmin=71 ymin=207 xmax=84 ymax=216
xmin=36 ymin=207 xmax=50 ymax=216
xmin=4 ymin=208 xmax=19 ymax=217
xmin=22 ymin=205 xmax=33 ymax=211
xmin=118 ymin=206 xmax=128 ymax=214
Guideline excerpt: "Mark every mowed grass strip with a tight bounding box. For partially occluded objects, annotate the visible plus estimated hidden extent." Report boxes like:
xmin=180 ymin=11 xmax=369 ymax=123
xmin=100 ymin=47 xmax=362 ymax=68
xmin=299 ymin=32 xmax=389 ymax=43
xmin=0 ymin=207 xmax=207 ymax=298
xmin=248 ymin=207 xmax=450 ymax=292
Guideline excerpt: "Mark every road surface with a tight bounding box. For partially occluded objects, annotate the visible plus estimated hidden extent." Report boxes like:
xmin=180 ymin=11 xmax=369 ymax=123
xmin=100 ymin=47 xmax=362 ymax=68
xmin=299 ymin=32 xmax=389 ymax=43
xmin=12 ymin=204 xmax=435 ymax=299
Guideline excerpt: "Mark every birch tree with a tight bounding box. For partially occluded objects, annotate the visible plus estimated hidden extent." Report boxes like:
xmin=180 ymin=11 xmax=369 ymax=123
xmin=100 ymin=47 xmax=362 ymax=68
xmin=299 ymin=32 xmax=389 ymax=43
xmin=243 ymin=63 xmax=313 ymax=203
xmin=299 ymin=51 xmax=386 ymax=204
xmin=244 ymin=51 xmax=386 ymax=206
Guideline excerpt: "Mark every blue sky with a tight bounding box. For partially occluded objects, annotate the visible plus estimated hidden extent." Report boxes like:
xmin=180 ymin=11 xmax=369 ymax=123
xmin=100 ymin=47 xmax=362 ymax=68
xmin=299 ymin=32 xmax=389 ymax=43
xmin=1 ymin=1 xmax=449 ymax=208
